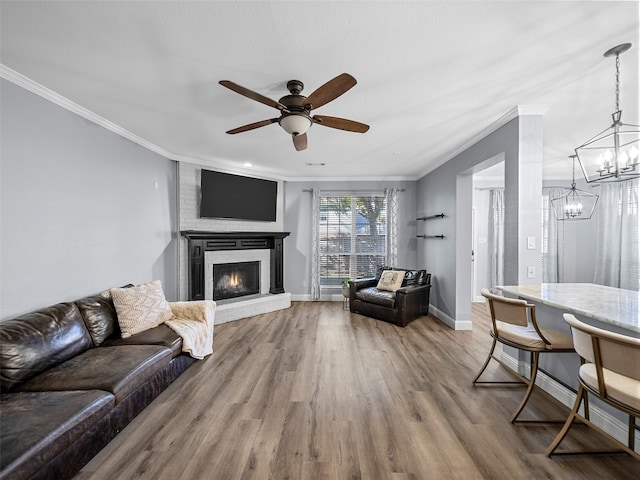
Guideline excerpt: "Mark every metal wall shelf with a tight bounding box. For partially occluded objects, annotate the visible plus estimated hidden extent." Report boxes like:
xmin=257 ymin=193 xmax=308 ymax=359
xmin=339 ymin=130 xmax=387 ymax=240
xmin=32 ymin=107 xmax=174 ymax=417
xmin=417 ymin=213 xmax=445 ymax=221
xmin=417 ymin=213 xmax=445 ymax=238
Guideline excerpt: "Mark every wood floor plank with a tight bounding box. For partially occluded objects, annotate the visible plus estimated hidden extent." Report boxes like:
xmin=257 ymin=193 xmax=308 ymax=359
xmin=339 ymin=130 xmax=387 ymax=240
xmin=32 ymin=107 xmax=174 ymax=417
xmin=76 ymin=301 xmax=639 ymax=479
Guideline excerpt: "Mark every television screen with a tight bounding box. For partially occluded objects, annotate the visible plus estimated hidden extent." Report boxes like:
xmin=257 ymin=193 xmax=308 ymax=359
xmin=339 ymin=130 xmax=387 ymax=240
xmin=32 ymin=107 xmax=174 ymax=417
xmin=200 ymin=170 xmax=278 ymax=222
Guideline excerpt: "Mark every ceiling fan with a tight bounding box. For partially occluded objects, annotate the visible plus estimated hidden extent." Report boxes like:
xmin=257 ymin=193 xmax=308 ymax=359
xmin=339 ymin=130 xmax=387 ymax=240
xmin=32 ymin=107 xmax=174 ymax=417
xmin=219 ymin=73 xmax=369 ymax=151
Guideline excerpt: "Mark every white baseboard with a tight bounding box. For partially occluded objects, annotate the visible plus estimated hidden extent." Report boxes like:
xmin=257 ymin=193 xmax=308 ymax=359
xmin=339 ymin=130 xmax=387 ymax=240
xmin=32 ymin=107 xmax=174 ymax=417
xmin=429 ymin=304 xmax=473 ymax=330
xmin=500 ymin=351 xmax=640 ymax=451
xmin=290 ymin=294 xmax=345 ymax=302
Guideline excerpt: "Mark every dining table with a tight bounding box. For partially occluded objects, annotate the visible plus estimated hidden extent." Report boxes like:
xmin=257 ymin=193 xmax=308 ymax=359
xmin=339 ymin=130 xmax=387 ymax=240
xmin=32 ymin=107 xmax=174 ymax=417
xmin=496 ymin=282 xmax=639 ymax=337
xmin=492 ymin=282 xmax=639 ymax=433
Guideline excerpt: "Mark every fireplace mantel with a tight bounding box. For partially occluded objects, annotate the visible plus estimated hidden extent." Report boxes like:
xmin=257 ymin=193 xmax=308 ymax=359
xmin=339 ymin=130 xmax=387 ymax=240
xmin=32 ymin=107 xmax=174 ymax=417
xmin=180 ymin=231 xmax=290 ymax=301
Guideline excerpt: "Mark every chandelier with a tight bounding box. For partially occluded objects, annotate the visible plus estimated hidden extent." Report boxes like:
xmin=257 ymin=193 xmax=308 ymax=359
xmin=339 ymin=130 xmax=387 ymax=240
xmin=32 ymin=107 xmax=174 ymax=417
xmin=551 ymin=155 xmax=599 ymax=221
xmin=575 ymin=43 xmax=640 ymax=183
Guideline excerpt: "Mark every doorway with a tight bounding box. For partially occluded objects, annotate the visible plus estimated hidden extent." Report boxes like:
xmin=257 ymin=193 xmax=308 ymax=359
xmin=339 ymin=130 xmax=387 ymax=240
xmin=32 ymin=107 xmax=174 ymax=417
xmin=472 ymin=161 xmax=505 ymax=302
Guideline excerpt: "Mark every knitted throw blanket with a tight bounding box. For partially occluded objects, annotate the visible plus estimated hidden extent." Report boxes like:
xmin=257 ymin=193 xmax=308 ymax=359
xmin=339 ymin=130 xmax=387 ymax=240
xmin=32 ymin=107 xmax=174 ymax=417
xmin=166 ymin=301 xmax=216 ymax=359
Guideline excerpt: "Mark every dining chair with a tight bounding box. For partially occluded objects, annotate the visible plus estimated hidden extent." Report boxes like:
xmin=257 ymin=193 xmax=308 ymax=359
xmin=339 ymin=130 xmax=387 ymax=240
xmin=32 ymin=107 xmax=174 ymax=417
xmin=473 ymin=289 xmax=575 ymax=423
xmin=546 ymin=314 xmax=640 ymax=459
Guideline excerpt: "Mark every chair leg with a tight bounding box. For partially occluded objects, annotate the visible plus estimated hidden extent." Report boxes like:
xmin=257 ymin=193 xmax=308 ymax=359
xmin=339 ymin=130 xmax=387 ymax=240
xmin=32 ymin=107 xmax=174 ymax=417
xmin=629 ymin=415 xmax=636 ymax=450
xmin=546 ymin=384 xmax=586 ymax=456
xmin=510 ymin=351 xmax=539 ymax=423
xmin=472 ymin=336 xmax=497 ymax=385
xmin=583 ymin=388 xmax=590 ymax=421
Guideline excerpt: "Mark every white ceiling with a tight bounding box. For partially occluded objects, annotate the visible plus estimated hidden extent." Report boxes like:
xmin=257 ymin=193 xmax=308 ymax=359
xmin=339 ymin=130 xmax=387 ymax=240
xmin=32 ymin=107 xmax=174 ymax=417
xmin=1 ymin=1 xmax=638 ymax=181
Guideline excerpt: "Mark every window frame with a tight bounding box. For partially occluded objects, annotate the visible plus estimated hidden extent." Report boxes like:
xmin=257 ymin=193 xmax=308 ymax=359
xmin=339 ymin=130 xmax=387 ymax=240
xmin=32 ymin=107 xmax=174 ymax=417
xmin=318 ymin=193 xmax=387 ymax=288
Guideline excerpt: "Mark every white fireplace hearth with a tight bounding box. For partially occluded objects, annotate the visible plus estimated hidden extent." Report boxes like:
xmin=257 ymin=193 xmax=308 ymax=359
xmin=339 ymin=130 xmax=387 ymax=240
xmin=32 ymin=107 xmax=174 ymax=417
xmin=214 ymin=292 xmax=291 ymax=324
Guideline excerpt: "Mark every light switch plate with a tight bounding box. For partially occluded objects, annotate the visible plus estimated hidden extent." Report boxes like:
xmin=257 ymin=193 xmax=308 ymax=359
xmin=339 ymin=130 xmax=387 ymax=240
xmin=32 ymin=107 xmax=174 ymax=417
xmin=527 ymin=266 xmax=535 ymax=278
xmin=527 ymin=236 xmax=535 ymax=250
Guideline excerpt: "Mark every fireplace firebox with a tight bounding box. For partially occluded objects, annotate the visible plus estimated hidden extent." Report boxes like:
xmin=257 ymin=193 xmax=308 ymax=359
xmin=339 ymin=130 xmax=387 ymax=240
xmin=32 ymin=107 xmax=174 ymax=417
xmin=213 ymin=261 xmax=260 ymax=301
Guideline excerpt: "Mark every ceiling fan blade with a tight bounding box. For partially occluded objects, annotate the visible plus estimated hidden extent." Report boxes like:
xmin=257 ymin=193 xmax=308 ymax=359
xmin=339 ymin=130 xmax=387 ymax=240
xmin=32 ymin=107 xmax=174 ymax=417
xmin=304 ymin=73 xmax=357 ymax=110
xmin=313 ymin=115 xmax=369 ymax=133
xmin=293 ymin=133 xmax=308 ymax=151
xmin=226 ymin=118 xmax=279 ymax=134
xmin=219 ymin=80 xmax=288 ymax=111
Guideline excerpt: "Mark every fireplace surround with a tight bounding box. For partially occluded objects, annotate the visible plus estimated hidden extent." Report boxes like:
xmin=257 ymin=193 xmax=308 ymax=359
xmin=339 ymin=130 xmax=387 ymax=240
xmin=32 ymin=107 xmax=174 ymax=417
xmin=180 ymin=231 xmax=290 ymax=301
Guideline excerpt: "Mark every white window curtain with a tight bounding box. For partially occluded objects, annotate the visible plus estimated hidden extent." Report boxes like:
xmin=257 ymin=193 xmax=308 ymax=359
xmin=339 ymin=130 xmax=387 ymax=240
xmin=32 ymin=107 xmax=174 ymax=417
xmin=542 ymin=187 xmax=566 ymax=283
xmin=488 ymin=188 xmax=505 ymax=289
xmin=594 ymin=179 xmax=639 ymax=291
xmin=311 ymin=188 xmax=321 ymax=300
xmin=385 ymin=188 xmax=399 ymax=267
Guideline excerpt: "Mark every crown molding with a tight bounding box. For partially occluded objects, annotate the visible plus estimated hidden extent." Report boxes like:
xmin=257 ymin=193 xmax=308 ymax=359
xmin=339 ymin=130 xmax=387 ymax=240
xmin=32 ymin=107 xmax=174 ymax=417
xmin=284 ymin=175 xmax=417 ymax=182
xmin=2 ymin=66 xmax=542 ymax=185
xmin=0 ymin=64 xmax=177 ymax=160
xmin=415 ymin=104 xmax=551 ymax=180
xmin=1 ymin=66 xmax=419 ymax=183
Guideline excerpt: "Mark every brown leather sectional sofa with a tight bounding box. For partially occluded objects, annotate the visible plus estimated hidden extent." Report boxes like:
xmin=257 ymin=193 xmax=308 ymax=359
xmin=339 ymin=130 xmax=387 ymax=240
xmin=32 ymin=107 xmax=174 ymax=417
xmin=349 ymin=267 xmax=432 ymax=327
xmin=0 ymin=291 xmax=212 ymax=480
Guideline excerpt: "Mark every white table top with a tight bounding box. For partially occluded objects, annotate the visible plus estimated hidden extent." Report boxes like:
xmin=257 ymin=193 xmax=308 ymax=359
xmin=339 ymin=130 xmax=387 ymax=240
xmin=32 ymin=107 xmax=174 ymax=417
xmin=496 ymin=283 xmax=639 ymax=333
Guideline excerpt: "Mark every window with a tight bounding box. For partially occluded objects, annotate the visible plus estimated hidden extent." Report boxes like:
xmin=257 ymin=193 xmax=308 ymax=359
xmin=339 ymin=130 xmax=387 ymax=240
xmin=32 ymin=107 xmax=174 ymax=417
xmin=318 ymin=194 xmax=387 ymax=287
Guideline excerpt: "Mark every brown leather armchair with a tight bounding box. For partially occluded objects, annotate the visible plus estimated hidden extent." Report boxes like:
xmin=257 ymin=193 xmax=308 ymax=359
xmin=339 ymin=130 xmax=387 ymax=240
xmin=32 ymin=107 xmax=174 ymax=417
xmin=349 ymin=267 xmax=431 ymax=327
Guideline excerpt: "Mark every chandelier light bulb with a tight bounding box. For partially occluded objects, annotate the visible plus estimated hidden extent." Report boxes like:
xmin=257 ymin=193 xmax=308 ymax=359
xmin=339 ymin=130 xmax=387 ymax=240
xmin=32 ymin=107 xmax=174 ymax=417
xmin=630 ymin=145 xmax=639 ymax=160
xmin=620 ymin=151 xmax=629 ymax=168
xmin=604 ymin=150 xmax=613 ymax=163
xmin=565 ymin=201 xmax=583 ymax=218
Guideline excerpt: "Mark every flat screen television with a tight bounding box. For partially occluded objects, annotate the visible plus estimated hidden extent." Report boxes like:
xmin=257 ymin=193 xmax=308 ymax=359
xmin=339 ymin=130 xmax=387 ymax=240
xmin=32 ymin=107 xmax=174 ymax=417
xmin=200 ymin=169 xmax=278 ymax=222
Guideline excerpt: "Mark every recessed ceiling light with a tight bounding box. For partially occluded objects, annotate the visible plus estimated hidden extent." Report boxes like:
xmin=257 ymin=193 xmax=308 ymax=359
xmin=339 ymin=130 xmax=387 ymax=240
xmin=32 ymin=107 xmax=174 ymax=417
xmin=243 ymin=162 xmax=253 ymax=167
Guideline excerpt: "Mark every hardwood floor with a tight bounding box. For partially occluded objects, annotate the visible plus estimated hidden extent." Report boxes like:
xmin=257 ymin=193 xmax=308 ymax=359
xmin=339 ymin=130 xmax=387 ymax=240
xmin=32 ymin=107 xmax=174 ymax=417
xmin=76 ymin=302 xmax=639 ymax=479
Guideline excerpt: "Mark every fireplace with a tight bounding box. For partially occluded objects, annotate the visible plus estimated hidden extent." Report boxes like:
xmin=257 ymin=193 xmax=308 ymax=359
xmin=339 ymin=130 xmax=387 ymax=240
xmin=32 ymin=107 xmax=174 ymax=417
xmin=180 ymin=231 xmax=290 ymax=301
xmin=180 ymin=230 xmax=291 ymax=323
xmin=213 ymin=261 xmax=260 ymax=301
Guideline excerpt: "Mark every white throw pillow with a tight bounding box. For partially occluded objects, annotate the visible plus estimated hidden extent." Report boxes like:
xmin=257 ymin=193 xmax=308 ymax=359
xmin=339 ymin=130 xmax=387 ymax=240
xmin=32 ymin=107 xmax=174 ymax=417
xmin=376 ymin=270 xmax=406 ymax=292
xmin=110 ymin=280 xmax=173 ymax=338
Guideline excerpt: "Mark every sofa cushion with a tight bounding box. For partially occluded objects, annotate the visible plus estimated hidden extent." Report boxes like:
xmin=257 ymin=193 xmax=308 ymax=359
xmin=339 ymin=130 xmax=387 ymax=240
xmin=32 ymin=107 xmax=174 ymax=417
xmin=356 ymin=287 xmax=396 ymax=308
xmin=104 ymin=324 xmax=182 ymax=358
xmin=377 ymin=270 xmax=406 ymax=292
xmin=17 ymin=345 xmax=171 ymax=404
xmin=0 ymin=390 xmax=114 ymax=480
xmin=75 ymin=293 xmax=121 ymax=346
xmin=0 ymin=303 xmax=93 ymax=392
xmin=110 ymin=280 xmax=173 ymax=338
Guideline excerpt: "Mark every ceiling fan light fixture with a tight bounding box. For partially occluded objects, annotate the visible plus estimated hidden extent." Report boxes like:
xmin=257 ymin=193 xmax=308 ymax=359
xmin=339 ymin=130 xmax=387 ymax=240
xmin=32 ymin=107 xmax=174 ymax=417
xmin=279 ymin=113 xmax=312 ymax=136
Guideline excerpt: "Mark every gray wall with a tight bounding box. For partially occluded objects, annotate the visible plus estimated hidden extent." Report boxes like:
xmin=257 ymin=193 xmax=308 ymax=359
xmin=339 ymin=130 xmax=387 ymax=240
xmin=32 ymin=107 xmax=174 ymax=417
xmin=417 ymin=118 xmax=521 ymax=323
xmin=283 ymin=180 xmax=417 ymax=297
xmin=1 ymin=79 xmax=179 ymax=320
